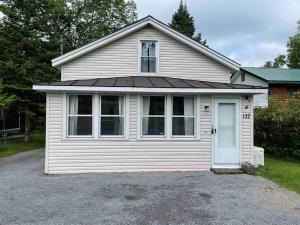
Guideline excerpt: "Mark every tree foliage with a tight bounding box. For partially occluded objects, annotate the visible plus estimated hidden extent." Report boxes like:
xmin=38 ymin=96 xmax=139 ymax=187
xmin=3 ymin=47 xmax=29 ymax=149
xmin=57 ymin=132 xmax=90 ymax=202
xmin=264 ymin=55 xmax=286 ymax=68
xmin=169 ymin=0 xmax=195 ymax=38
xmin=287 ymin=33 xmax=300 ymax=68
xmin=255 ymin=96 xmax=300 ymax=158
xmin=0 ymin=0 xmax=137 ymax=141
xmin=169 ymin=0 xmax=207 ymax=46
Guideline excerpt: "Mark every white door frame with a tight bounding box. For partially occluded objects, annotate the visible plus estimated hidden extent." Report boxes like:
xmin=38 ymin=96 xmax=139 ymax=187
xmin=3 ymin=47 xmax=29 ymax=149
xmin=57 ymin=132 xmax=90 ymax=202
xmin=212 ymin=96 xmax=241 ymax=168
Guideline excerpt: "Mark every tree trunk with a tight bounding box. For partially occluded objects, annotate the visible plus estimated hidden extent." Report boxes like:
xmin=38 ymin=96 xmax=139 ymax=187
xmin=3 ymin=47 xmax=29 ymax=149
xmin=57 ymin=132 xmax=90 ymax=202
xmin=24 ymin=108 xmax=32 ymax=142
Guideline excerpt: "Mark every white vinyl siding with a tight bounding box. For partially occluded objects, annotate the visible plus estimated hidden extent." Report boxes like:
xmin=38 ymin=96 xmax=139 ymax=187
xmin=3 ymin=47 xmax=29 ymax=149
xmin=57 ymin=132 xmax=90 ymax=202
xmin=232 ymin=72 xmax=268 ymax=107
xmin=46 ymin=93 xmax=253 ymax=174
xmin=62 ymin=26 xmax=231 ymax=83
xmin=241 ymin=96 xmax=253 ymax=163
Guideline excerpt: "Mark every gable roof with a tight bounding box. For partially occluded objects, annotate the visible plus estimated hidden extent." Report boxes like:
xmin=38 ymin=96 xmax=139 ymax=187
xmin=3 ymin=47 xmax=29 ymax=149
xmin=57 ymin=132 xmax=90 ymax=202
xmin=241 ymin=67 xmax=300 ymax=84
xmin=52 ymin=16 xmax=240 ymax=70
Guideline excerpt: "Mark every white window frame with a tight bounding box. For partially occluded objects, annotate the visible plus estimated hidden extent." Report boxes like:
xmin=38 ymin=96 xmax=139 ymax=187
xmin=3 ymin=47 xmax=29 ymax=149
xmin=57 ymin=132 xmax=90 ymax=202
xmin=138 ymin=39 xmax=159 ymax=75
xmin=66 ymin=93 xmax=94 ymax=138
xmin=138 ymin=94 xmax=200 ymax=140
xmin=99 ymin=94 xmax=126 ymax=138
xmin=171 ymin=96 xmax=196 ymax=138
xmin=140 ymin=95 xmax=166 ymax=138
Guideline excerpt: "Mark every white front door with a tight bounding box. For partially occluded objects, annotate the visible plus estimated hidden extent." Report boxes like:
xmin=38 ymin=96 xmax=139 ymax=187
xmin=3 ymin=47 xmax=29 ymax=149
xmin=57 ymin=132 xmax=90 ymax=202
xmin=213 ymin=98 xmax=240 ymax=166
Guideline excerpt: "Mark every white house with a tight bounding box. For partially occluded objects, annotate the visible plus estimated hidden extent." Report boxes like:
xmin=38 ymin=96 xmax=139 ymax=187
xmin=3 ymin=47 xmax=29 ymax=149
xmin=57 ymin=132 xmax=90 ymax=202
xmin=33 ymin=16 xmax=267 ymax=174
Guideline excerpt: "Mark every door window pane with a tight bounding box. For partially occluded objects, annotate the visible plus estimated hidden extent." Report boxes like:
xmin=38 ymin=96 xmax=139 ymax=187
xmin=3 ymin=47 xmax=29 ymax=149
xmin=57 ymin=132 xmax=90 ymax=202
xmin=218 ymin=103 xmax=236 ymax=147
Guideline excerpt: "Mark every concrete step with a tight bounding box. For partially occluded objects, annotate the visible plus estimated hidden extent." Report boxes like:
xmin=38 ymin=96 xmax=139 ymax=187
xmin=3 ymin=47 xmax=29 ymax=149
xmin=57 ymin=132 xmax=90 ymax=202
xmin=211 ymin=168 xmax=245 ymax=174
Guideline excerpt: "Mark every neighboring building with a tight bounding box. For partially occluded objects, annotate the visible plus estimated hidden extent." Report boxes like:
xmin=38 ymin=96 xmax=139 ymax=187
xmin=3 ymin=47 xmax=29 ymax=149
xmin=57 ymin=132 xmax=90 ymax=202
xmin=33 ymin=16 xmax=266 ymax=174
xmin=231 ymin=67 xmax=300 ymax=107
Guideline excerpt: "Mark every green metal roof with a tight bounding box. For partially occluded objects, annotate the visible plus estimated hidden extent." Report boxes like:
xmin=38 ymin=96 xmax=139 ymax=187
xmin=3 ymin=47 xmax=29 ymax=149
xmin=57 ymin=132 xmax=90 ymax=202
xmin=241 ymin=67 xmax=300 ymax=84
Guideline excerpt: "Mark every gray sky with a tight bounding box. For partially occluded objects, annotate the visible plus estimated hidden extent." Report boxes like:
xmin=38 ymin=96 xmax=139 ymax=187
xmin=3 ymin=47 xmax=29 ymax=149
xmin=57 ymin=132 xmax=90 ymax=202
xmin=135 ymin=0 xmax=300 ymax=66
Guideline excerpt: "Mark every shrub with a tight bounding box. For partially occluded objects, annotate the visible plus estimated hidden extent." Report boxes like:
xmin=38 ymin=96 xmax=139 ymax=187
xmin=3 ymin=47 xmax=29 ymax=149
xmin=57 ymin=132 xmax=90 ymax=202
xmin=254 ymin=96 xmax=300 ymax=158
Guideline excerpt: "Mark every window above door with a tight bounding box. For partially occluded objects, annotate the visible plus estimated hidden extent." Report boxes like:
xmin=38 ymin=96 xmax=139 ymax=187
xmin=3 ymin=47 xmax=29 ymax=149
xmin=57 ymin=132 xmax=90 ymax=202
xmin=139 ymin=40 xmax=159 ymax=74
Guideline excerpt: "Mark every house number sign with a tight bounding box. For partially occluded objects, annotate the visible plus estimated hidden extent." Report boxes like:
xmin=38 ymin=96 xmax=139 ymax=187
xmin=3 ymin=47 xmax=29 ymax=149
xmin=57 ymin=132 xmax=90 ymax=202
xmin=242 ymin=113 xmax=250 ymax=119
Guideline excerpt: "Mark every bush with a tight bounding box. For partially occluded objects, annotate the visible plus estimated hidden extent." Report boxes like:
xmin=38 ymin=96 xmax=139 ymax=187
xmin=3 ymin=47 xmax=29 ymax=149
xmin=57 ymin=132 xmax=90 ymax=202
xmin=254 ymin=96 xmax=300 ymax=158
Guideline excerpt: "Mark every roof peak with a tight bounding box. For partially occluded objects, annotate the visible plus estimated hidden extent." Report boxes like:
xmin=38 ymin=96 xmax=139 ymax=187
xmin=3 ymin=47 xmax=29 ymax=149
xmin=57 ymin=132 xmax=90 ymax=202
xmin=51 ymin=15 xmax=240 ymax=70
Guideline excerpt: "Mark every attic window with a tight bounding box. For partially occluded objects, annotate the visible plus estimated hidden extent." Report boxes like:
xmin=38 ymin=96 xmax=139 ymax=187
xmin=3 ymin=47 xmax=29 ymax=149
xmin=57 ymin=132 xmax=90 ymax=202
xmin=140 ymin=40 xmax=157 ymax=73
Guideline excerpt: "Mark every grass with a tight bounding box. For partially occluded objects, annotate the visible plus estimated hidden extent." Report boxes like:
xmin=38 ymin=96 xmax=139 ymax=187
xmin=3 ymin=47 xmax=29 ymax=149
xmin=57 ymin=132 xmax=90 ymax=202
xmin=256 ymin=156 xmax=300 ymax=194
xmin=0 ymin=133 xmax=45 ymax=158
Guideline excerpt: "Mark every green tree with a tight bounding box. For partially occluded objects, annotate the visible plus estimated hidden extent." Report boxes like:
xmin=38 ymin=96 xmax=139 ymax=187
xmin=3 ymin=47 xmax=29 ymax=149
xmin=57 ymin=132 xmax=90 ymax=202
xmin=286 ymin=33 xmax=300 ymax=68
xmin=0 ymin=0 xmax=137 ymax=141
xmin=264 ymin=55 xmax=286 ymax=68
xmin=169 ymin=0 xmax=195 ymax=38
xmin=193 ymin=32 xmax=207 ymax=46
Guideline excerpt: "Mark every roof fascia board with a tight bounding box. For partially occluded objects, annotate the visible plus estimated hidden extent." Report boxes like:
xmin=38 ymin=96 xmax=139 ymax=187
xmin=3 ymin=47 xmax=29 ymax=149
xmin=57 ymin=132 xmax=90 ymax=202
xmin=52 ymin=16 xmax=240 ymax=70
xmin=269 ymin=81 xmax=300 ymax=84
xmin=33 ymin=85 xmax=267 ymax=94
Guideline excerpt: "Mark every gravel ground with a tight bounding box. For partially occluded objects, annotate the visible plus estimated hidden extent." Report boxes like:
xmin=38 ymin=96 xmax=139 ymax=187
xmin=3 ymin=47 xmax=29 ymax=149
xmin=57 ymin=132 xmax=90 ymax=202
xmin=0 ymin=149 xmax=299 ymax=225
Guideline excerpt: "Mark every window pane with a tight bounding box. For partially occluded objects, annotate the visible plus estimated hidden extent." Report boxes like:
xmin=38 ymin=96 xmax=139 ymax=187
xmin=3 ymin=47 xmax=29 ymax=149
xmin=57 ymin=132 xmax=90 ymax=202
xmin=101 ymin=96 xmax=123 ymax=115
xmin=173 ymin=96 xmax=194 ymax=116
xmin=141 ymin=57 xmax=148 ymax=73
xmin=141 ymin=41 xmax=156 ymax=56
xmin=68 ymin=116 xmax=92 ymax=136
xmin=172 ymin=117 xmax=194 ymax=136
xmin=143 ymin=96 xmax=165 ymax=115
xmin=69 ymin=95 xmax=92 ymax=115
xmin=148 ymin=57 xmax=156 ymax=72
xmin=141 ymin=57 xmax=156 ymax=73
xmin=100 ymin=117 xmax=124 ymax=135
xmin=142 ymin=117 xmax=165 ymax=135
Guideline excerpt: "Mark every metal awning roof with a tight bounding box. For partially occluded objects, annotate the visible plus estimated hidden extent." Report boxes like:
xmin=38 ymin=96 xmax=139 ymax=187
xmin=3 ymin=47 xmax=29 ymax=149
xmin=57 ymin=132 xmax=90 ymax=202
xmin=33 ymin=76 xmax=267 ymax=94
xmin=37 ymin=76 xmax=265 ymax=89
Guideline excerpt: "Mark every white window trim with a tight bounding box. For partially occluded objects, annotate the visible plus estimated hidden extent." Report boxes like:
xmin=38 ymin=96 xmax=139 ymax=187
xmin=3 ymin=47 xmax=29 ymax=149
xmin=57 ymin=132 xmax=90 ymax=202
xmin=63 ymin=93 xmax=129 ymax=140
xmin=138 ymin=39 xmax=159 ymax=75
xmin=138 ymin=94 xmax=200 ymax=140
xmin=140 ymin=95 xmax=167 ymax=138
xmin=66 ymin=93 xmax=94 ymax=138
xmin=171 ymin=96 xmax=196 ymax=138
xmin=99 ymin=94 xmax=126 ymax=138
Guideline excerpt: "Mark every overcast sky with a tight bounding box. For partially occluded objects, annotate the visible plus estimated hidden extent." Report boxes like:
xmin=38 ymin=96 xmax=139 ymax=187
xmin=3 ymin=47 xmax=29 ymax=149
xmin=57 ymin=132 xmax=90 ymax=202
xmin=135 ymin=0 xmax=300 ymax=66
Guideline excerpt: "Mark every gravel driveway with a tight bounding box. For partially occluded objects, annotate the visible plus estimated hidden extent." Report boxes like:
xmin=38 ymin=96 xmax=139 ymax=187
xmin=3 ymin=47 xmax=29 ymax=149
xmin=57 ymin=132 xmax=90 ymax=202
xmin=0 ymin=149 xmax=299 ymax=225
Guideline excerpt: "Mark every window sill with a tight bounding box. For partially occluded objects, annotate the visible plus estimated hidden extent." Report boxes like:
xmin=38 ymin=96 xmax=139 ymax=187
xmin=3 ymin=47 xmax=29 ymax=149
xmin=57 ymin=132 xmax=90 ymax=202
xmin=137 ymin=136 xmax=200 ymax=141
xmin=63 ymin=136 xmax=128 ymax=141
